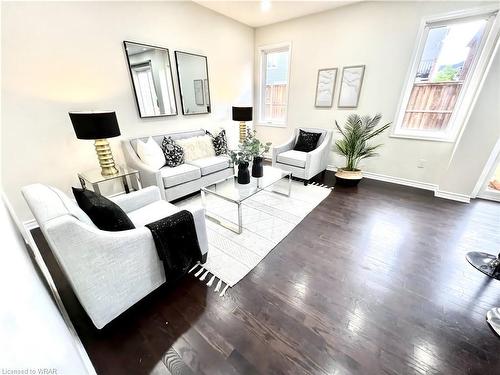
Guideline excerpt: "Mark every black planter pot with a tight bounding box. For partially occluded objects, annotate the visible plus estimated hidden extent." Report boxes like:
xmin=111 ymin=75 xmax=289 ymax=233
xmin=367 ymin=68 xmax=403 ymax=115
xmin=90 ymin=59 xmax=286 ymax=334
xmin=251 ymin=156 xmax=264 ymax=178
xmin=334 ymin=176 xmax=362 ymax=187
xmin=237 ymin=162 xmax=250 ymax=184
xmin=334 ymin=169 xmax=362 ymax=187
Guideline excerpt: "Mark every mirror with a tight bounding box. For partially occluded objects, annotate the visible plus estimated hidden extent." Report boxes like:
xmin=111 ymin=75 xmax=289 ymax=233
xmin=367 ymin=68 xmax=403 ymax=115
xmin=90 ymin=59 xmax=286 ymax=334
xmin=124 ymin=41 xmax=177 ymax=118
xmin=174 ymin=51 xmax=211 ymax=115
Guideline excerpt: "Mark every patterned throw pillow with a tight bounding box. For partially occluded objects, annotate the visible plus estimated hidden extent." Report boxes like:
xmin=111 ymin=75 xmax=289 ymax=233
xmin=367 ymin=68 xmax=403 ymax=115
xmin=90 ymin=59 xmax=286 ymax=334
xmin=161 ymin=136 xmax=184 ymax=167
xmin=206 ymin=129 xmax=228 ymax=156
xmin=294 ymin=130 xmax=322 ymax=153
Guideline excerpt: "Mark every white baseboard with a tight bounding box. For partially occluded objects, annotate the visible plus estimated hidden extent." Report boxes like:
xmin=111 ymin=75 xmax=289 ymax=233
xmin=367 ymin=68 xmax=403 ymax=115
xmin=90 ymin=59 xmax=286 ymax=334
xmin=434 ymin=190 xmax=471 ymax=203
xmin=327 ymin=165 xmax=472 ymax=203
xmin=327 ymin=165 xmax=438 ymax=192
xmin=23 ymin=218 xmax=39 ymax=231
xmin=362 ymin=171 xmax=438 ymax=192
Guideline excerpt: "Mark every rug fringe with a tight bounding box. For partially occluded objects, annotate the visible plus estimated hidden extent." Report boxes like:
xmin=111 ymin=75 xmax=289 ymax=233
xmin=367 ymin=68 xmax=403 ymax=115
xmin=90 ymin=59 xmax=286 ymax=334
xmin=200 ymin=270 xmax=209 ymax=281
xmin=214 ymin=280 xmax=222 ymax=292
xmin=219 ymin=284 xmax=229 ymax=297
xmin=188 ymin=264 xmax=199 ymax=273
xmin=194 ymin=267 xmax=204 ymax=277
xmin=207 ymin=275 xmax=216 ymax=287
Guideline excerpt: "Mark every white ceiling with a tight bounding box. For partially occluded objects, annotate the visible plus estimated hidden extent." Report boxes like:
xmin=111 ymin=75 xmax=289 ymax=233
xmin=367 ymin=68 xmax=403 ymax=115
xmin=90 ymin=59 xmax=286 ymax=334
xmin=194 ymin=1 xmax=359 ymax=28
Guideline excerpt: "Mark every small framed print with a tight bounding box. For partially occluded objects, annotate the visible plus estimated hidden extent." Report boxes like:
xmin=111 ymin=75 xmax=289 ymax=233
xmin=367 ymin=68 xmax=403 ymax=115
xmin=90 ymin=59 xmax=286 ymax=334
xmin=338 ymin=65 xmax=365 ymax=108
xmin=314 ymin=68 xmax=337 ymax=108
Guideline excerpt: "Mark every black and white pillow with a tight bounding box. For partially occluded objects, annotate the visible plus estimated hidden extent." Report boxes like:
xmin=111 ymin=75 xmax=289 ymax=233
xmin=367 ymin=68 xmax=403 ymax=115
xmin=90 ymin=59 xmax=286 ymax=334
xmin=206 ymin=129 xmax=228 ymax=156
xmin=294 ymin=130 xmax=322 ymax=153
xmin=161 ymin=136 xmax=184 ymax=167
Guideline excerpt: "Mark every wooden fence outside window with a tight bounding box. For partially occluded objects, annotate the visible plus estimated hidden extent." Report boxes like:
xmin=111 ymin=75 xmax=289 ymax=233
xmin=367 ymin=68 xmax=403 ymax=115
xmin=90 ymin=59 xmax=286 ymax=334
xmin=264 ymin=83 xmax=287 ymax=122
xmin=402 ymin=82 xmax=462 ymax=130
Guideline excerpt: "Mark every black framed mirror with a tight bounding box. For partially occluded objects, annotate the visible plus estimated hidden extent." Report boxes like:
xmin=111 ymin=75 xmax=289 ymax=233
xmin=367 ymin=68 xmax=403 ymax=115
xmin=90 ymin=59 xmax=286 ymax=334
xmin=174 ymin=51 xmax=211 ymax=115
xmin=123 ymin=41 xmax=178 ymax=118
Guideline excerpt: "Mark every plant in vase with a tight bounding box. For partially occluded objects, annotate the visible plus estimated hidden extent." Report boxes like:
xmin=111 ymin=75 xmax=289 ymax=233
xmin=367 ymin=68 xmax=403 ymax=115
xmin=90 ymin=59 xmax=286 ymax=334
xmin=246 ymin=130 xmax=272 ymax=177
xmin=229 ymin=144 xmax=253 ymax=185
xmin=334 ymin=113 xmax=391 ymax=186
xmin=229 ymin=130 xmax=272 ymax=183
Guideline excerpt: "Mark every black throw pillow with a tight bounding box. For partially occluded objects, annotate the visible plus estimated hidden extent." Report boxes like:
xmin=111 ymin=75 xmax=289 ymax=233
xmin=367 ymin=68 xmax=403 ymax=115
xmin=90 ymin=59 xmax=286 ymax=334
xmin=161 ymin=136 xmax=184 ymax=167
xmin=72 ymin=188 xmax=135 ymax=232
xmin=206 ymin=129 xmax=228 ymax=155
xmin=293 ymin=130 xmax=322 ymax=153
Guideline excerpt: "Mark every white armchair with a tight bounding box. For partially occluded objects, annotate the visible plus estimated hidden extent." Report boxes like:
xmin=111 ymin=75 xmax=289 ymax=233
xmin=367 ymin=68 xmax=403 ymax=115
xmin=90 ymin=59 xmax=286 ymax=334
xmin=22 ymin=184 xmax=208 ymax=329
xmin=272 ymin=127 xmax=333 ymax=184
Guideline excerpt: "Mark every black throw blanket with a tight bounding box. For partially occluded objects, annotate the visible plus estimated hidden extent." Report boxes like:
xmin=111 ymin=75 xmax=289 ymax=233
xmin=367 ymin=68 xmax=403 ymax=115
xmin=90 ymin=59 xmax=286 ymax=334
xmin=145 ymin=210 xmax=202 ymax=284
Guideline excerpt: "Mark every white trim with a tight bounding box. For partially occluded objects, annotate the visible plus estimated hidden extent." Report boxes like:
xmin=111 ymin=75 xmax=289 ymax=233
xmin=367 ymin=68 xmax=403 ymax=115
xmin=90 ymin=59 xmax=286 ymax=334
xmin=391 ymin=5 xmax=500 ymax=142
xmin=471 ymin=138 xmax=500 ymax=198
xmin=478 ymin=189 xmax=500 ymax=202
xmin=327 ymin=165 xmax=474 ymax=204
xmin=362 ymin=171 xmax=438 ymax=192
xmin=23 ymin=218 xmax=39 ymax=230
xmin=326 ymin=165 xmax=438 ymax=191
xmin=434 ymin=190 xmax=471 ymax=203
xmin=257 ymin=41 xmax=292 ymax=127
xmin=255 ymin=122 xmax=287 ymax=128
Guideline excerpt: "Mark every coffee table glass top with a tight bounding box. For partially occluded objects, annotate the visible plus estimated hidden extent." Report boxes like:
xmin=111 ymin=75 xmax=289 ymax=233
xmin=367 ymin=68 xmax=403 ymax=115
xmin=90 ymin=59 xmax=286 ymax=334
xmin=202 ymin=166 xmax=290 ymax=203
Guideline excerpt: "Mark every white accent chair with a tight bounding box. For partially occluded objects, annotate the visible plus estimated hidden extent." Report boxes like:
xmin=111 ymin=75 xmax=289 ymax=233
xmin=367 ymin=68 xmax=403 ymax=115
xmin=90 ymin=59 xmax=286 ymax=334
xmin=272 ymin=127 xmax=333 ymax=185
xmin=21 ymin=184 xmax=208 ymax=329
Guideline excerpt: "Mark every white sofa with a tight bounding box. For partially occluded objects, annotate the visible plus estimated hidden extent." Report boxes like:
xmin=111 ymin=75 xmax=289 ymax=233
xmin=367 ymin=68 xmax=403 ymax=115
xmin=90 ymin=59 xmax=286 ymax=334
xmin=122 ymin=129 xmax=234 ymax=201
xmin=22 ymin=184 xmax=208 ymax=329
xmin=272 ymin=127 xmax=333 ymax=184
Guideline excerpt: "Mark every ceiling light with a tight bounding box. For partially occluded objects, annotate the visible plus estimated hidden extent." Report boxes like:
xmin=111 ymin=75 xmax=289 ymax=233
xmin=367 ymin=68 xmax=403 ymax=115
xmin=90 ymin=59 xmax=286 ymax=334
xmin=261 ymin=0 xmax=271 ymax=12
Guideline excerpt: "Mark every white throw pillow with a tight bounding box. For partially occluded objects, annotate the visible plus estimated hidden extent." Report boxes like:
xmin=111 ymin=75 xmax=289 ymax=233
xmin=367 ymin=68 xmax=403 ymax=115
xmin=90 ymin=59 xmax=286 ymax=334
xmin=136 ymin=137 xmax=166 ymax=170
xmin=176 ymin=135 xmax=215 ymax=162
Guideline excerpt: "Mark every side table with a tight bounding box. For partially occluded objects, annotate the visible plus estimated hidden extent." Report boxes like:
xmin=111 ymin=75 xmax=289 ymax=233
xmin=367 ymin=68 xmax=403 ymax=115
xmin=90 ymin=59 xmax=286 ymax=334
xmin=78 ymin=165 xmax=142 ymax=196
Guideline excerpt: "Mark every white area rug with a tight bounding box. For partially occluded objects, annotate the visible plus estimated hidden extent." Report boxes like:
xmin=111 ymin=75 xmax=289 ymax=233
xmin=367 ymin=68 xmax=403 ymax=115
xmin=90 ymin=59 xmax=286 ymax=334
xmin=176 ymin=180 xmax=332 ymax=295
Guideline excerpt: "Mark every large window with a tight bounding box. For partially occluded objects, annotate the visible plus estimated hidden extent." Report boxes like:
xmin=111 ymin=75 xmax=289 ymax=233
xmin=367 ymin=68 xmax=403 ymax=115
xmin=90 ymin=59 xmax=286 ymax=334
xmin=259 ymin=43 xmax=291 ymax=126
xmin=393 ymin=8 xmax=498 ymax=141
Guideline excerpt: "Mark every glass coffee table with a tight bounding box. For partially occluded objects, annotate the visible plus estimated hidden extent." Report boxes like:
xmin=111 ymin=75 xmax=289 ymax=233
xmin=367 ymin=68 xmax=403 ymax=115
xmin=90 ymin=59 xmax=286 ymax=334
xmin=201 ymin=166 xmax=292 ymax=234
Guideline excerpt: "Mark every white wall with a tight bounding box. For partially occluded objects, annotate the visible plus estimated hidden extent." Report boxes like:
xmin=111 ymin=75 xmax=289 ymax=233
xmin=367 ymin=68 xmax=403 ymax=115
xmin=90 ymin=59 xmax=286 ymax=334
xmin=438 ymin=46 xmax=500 ymax=196
xmin=254 ymin=1 xmax=499 ymax=191
xmin=1 ymin=1 xmax=254 ymax=221
xmin=0 ymin=195 xmax=93 ymax=374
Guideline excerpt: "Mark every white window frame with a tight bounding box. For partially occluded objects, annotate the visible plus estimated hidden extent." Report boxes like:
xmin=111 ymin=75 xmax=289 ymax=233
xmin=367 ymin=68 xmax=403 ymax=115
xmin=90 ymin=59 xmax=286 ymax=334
xmin=391 ymin=6 xmax=499 ymax=142
xmin=257 ymin=42 xmax=292 ymax=128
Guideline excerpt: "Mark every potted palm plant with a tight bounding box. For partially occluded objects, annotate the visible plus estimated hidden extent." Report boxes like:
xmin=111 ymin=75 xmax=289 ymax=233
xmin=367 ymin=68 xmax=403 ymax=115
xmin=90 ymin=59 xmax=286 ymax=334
xmin=334 ymin=113 xmax=391 ymax=186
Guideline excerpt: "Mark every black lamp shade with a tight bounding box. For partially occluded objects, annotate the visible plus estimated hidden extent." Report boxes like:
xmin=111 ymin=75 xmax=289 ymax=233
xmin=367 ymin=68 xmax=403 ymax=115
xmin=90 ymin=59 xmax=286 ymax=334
xmin=232 ymin=106 xmax=253 ymax=122
xmin=69 ymin=111 xmax=121 ymax=140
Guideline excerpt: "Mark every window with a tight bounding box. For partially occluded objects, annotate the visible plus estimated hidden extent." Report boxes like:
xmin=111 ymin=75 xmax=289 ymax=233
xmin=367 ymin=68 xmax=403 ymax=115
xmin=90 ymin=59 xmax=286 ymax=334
xmin=393 ymin=8 xmax=498 ymax=141
xmin=131 ymin=62 xmax=161 ymax=116
xmin=259 ymin=43 xmax=291 ymax=126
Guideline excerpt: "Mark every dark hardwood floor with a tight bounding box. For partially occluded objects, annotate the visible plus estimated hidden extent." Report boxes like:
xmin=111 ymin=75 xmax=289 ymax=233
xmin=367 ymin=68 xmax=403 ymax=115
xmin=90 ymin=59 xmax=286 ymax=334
xmin=32 ymin=173 xmax=500 ymax=375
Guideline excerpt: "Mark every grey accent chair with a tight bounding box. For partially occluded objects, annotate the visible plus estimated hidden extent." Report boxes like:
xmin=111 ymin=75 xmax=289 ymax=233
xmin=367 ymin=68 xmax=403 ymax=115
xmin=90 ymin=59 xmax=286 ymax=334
xmin=122 ymin=129 xmax=233 ymax=202
xmin=22 ymin=184 xmax=208 ymax=329
xmin=272 ymin=127 xmax=333 ymax=185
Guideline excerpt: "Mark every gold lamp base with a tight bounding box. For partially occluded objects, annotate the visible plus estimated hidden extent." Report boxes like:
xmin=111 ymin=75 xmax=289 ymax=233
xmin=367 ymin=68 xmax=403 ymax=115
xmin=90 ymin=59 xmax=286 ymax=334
xmin=94 ymin=138 xmax=119 ymax=176
xmin=239 ymin=121 xmax=247 ymax=143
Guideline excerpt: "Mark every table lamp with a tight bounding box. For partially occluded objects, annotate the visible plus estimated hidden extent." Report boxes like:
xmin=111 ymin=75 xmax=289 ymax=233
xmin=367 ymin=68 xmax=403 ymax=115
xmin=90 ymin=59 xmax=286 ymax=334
xmin=232 ymin=106 xmax=253 ymax=143
xmin=69 ymin=111 xmax=121 ymax=176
